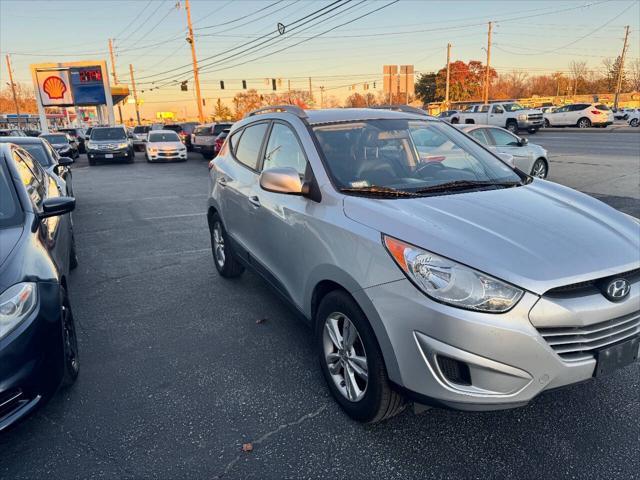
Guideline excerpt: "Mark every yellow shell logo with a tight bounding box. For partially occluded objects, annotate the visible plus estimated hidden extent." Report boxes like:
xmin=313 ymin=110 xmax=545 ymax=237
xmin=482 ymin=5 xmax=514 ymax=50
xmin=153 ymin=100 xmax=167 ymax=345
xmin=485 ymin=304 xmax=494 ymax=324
xmin=42 ymin=76 xmax=67 ymax=100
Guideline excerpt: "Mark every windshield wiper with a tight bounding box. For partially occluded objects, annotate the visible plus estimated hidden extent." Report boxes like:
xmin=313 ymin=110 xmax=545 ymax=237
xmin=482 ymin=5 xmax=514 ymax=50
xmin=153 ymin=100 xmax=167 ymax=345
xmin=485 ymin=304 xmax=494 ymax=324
xmin=340 ymin=185 xmax=419 ymax=198
xmin=414 ymin=179 xmax=521 ymax=194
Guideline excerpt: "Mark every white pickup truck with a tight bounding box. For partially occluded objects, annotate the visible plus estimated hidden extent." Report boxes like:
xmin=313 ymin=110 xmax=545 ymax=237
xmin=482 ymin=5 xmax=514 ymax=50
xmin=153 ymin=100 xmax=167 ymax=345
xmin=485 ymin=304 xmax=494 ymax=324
xmin=451 ymin=102 xmax=544 ymax=134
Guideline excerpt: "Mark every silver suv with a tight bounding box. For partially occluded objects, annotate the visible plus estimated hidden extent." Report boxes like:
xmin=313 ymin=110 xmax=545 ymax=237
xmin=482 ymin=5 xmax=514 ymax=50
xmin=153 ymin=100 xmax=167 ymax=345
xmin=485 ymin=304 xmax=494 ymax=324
xmin=207 ymin=106 xmax=639 ymax=423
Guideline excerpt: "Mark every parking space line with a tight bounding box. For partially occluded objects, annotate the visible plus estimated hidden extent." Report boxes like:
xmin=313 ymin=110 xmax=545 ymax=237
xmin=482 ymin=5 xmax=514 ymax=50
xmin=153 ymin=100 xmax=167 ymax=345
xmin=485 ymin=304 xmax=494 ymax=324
xmin=142 ymin=212 xmax=205 ymax=221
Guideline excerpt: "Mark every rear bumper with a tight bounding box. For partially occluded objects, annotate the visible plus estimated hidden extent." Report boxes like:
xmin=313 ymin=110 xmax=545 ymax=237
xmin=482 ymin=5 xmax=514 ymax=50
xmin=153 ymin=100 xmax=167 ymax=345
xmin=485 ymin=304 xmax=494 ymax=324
xmin=0 ymin=282 xmax=64 ymax=431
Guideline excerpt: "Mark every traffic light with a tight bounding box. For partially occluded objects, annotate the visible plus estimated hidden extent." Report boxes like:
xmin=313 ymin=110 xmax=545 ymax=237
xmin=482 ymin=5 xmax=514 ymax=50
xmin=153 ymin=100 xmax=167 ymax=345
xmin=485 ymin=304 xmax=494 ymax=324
xmin=180 ymin=81 xmax=188 ymax=91
xmin=220 ymin=80 xmax=225 ymax=90
xmin=272 ymin=78 xmax=277 ymax=90
xmin=242 ymin=80 xmax=247 ymax=89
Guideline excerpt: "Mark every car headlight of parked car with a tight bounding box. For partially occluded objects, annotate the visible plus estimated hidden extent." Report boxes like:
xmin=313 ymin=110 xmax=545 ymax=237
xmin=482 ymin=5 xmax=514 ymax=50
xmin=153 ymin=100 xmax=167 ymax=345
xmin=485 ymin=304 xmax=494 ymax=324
xmin=0 ymin=282 xmax=38 ymax=340
xmin=384 ymin=236 xmax=523 ymax=313
xmin=148 ymin=147 xmax=157 ymax=153
xmin=117 ymin=142 xmax=129 ymax=149
xmin=518 ymin=114 xmax=528 ymax=121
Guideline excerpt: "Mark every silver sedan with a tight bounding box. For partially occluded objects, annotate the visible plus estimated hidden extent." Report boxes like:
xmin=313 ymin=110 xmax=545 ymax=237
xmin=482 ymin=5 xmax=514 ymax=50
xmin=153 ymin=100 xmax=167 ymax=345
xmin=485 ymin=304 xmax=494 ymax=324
xmin=456 ymin=124 xmax=549 ymax=178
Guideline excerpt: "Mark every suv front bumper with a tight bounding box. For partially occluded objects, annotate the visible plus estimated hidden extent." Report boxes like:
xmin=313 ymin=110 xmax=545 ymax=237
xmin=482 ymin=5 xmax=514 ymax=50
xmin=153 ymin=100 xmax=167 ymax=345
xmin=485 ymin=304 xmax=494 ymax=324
xmin=355 ymin=278 xmax=639 ymax=411
xmin=88 ymin=149 xmax=130 ymax=161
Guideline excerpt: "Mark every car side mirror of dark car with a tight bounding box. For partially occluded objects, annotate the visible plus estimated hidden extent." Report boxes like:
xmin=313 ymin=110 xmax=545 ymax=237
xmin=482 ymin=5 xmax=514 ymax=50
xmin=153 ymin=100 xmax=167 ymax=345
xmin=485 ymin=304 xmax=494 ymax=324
xmin=58 ymin=156 xmax=74 ymax=166
xmin=518 ymin=137 xmax=528 ymax=146
xmin=41 ymin=196 xmax=75 ymax=218
xmin=260 ymin=167 xmax=303 ymax=195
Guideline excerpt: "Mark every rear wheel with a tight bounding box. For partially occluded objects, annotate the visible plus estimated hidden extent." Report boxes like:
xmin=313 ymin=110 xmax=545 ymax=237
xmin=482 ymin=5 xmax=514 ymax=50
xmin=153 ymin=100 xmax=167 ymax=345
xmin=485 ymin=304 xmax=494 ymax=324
xmin=530 ymin=158 xmax=548 ymax=179
xmin=209 ymin=212 xmax=244 ymax=278
xmin=577 ymin=117 xmax=591 ymax=128
xmin=506 ymin=120 xmax=518 ymax=133
xmin=316 ymin=290 xmax=405 ymax=423
xmin=630 ymin=118 xmax=639 ymax=127
xmin=60 ymin=288 xmax=79 ymax=387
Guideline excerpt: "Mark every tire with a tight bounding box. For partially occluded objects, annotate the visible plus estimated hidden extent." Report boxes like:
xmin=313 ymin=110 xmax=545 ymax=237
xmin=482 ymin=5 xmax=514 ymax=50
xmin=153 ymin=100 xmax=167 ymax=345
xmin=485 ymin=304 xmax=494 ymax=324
xmin=60 ymin=287 xmax=79 ymax=387
xmin=315 ymin=290 xmax=405 ymax=423
xmin=543 ymin=119 xmax=550 ymax=128
xmin=630 ymin=119 xmax=639 ymax=127
xmin=527 ymin=127 xmax=538 ymax=134
xmin=506 ymin=120 xmax=518 ymax=133
xmin=530 ymin=158 xmax=548 ymax=179
xmin=69 ymin=233 xmax=79 ymax=270
xmin=577 ymin=117 xmax=591 ymax=128
xmin=208 ymin=212 xmax=244 ymax=278
xmin=450 ymin=117 xmax=459 ymax=124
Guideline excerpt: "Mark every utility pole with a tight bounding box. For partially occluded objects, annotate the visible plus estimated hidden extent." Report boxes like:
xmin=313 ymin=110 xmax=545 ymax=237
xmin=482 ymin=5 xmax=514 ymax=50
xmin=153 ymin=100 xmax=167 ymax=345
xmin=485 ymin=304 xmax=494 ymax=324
xmin=288 ymin=79 xmax=291 ymax=103
xmin=308 ymin=77 xmax=313 ymax=101
xmin=483 ymin=21 xmax=493 ymax=104
xmin=129 ymin=64 xmax=141 ymax=125
xmin=320 ymin=86 xmax=325 ymax=108
xmin=613 ymin=25 xmax=630 ymax=110
xmin=445 ymin=43 xmax=451 ymax=108
xmin=185 ymin=0 xmax=205 ymax=123
xmin=108 ymin=38 xmax=124 ymax=124
xmin=5 ymin=54 xmax=20 ymax=129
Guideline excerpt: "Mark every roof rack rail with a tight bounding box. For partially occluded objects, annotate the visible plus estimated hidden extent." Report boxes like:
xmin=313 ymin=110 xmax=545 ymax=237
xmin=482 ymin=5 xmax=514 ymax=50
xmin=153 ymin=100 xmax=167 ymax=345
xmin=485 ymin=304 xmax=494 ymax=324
xmin=245 ymin=105 xmax=308 ymax=119
xmin=371 ymin=105 xmax=429 ymax=116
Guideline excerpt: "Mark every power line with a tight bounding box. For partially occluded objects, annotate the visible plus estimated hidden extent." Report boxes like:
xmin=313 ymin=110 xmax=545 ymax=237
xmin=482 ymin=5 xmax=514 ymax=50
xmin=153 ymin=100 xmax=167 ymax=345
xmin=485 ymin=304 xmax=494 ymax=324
xmin=195 ymin=0 xmax=287 ymax=30
xmin=118 ymin=1 xmax=168 ymax=45
xmin=114 ymin=0 xmax=154 ymax=40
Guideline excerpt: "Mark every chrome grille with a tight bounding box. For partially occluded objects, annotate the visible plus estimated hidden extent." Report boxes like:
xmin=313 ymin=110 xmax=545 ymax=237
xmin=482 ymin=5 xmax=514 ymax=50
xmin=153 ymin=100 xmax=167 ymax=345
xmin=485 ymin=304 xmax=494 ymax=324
xmin=538 ymin=311 xmax=640 ymax=362
xmin=528 ymin=113 xmax=543 ymax=120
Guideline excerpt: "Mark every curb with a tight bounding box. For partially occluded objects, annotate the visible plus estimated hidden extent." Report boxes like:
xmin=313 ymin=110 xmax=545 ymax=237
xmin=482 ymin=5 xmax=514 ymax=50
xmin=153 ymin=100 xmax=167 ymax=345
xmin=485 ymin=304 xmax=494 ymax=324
xmin=538 ymin=126 xmax=639 ymax=134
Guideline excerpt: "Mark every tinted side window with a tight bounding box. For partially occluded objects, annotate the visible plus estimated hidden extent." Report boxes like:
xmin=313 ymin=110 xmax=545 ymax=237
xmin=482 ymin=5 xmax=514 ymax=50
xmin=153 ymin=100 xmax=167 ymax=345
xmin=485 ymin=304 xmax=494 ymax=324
xmin=480 ymin=105 xmax=490 ymax=113
xmin=596 ymin=104 xmax=610 ymax=111
xmin=233 ymin=123 xmax=268 ymax=170
xmin=492 ymin=105 xmax=504 ymax=114
xmin=13 ymin=150 xmax=45 ymax=208
xmin=263 ymin=123 xmax=307 ymax=175
xmin=490 ymin=128 xmax=519 ymax=146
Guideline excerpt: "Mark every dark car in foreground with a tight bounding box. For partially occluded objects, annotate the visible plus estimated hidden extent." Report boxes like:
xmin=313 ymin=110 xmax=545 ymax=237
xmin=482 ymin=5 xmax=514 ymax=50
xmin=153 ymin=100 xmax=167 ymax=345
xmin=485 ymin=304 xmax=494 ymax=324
xmin=57 ymin=128 xmax=87 ymax=153
xmin=86 ymin=126 xmax=134 ymax=165
xmin=0 ymin=143 xmax=79 ymax=432
xmin=0 ymin=137 xmax=74 ymax=196
xmin=40 ymin=133 xmax=79 ymax=159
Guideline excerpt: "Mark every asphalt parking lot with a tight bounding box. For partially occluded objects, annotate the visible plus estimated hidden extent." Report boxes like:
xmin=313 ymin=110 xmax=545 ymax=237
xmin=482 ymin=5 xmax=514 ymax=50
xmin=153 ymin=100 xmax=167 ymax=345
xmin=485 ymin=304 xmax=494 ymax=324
xmin=1 ymin=132 xmax=639 ymax=479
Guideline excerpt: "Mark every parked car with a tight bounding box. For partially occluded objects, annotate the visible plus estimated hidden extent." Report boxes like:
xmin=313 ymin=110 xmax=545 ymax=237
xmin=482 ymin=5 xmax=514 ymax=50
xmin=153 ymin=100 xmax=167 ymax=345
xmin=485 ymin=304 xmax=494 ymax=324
xmin=86 ymin=126 xmax=134 ymax=165
xmin=628 ymin=110 xmax=640 ymax=127
xmin=192 ymin=122 xmax=233 ymax=159
xmin=0 ymin=137 xmax=74 ymax=196
xmin=455 ymin=102 xmax=543 ymax=133
xmin=456 ymin=125 xmax=549 ymax=178
xmin=213 ymin=129 xmax=230 ymax=157
xmin=40 ymin=133 xmax=79 ymax=159
xmin=57 ymin=128 xmax=87 ymax=153
xmin=0 ymin=142 xmax=79 ymax=432
xmin=0 ymin=129 xmax=26 ymax=137
xmin=23 ymin=129 xmax=41 ymax=137
xmin=543 ymin=103 xmax=613 ymax=128
xmin=207 ymin=106 xmax=639 ymax=423
xmin=613 ymin=107 xmax=636 ymax=120
xmin=145 ymin=130 xmax=188 ymax=162
xmin=163 ymin=122 xmax=200 ymax=151
xmin=132 ymin=125 xmax=151 ymax=151
xmin=437 ymin=110 xmax=460 ymax=123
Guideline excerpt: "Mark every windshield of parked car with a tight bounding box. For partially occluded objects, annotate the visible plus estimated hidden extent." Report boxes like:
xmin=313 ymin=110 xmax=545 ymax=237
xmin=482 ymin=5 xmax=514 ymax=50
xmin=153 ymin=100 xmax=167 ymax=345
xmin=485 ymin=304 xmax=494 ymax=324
xmin=133 ymin=126 xmax=150 ymax=133
xmin=0 ymin=162 xmax=22 ymax=228
xmin=42 ymin=134 xmax=68 ymax=144
xmin=313 ymin=119 xmax=521 ymax=196
xmin=503 ymin=103 xmax=525 ymax=112
xmin=148 ymin=132 xmax=180 ymax=142
xmin=21 ymin=143 xmax=53 ymax=167
xmin=91 ymin=128 xmax=126 ymax=141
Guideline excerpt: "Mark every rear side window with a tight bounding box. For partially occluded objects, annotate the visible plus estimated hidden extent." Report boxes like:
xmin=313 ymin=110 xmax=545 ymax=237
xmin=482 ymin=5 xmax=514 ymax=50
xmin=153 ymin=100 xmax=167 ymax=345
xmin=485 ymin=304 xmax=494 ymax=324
xmin=194 ymin=126 xmax=212 ymax=136
xmin=570 ymin=104 xmax=589 ymax=111
xmin=13 ymin=149 xmax=45 ymax=209
xmin=233 ymin=123 xmax=268 ymax=170
xmin=468 ymin=129 xmax=491 ymax=145
xmin=213 ymin=123 xmax=232 ymax=135
xmin=133 ymin=126 xmax=150 ymax=133
xmin=595 ymin=104 xmax=610 ymax=111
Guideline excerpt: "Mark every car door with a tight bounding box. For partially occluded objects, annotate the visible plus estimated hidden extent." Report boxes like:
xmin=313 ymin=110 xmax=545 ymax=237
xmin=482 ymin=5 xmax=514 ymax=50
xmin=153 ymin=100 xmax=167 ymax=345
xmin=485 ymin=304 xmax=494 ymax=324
xmin=548 ymin=105 xmax=567 ymax=126
xmin=218 ymin=121 xmax=269 ymax=260
xmin=249 ymin=121 xmax=311 ymax=303
xmin=489 ymin=104 xmax=504 ymax=126
xmin=13 ymin=148 xmax=71 ymax=275
xmin=486 ymin=127 xmax=534 ymax=172
xmin=566 ymin=104 xmax=586 ymax=125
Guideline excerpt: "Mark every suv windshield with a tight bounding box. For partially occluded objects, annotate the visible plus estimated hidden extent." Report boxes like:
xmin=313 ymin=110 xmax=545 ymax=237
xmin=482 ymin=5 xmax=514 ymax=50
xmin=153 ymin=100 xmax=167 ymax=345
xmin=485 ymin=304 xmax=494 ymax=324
xmin=42 ymin=134 xmax=68 ymax=144
xmin=313 ymin=119 xmax=520 ymax=195
xmin=503 ymin=103 xmax=524 ymax=112
xmin=149 ymin=132 xmax=180 ymax=142
xmin=91 ymin=128 xmax=126 ymax=141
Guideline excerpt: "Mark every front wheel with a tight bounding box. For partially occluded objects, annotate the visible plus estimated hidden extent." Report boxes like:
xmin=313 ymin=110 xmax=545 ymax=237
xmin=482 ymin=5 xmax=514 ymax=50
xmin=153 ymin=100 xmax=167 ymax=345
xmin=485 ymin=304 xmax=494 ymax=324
xmin=209 ymin=212 xmax=244 ymax=278
xmin=543 ymin=119 xmax=550 ymax=128
xmin=60 ymin=288 xmax=79 ymax=387
xmin=506 ymin=121 xmax=518 ymax=133
xmin=630 ymin=119 xmax=639 ymax=127
xmin=316 ymin=290 xmax=405 ymax=423
xmin=577 ymin=117 xmax=591 ymax=128
xmin=530 ymin=158 xmax=548 ymax=179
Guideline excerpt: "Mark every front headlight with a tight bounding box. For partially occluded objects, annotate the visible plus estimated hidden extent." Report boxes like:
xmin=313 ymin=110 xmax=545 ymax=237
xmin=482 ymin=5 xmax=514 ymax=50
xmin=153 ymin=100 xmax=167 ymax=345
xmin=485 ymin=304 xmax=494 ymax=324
xmin=117 ymin=142 xmax=129 ymax=149
xmin=518 ymin=114 xmax=527 ymax=121
xmin=0 ymin=283 xmax=38 ymax=340
xmin=148 ymin=147 xmax=157 ymax=153
xmin=86 ymin=141 xmax=93 ymax=150
xmin=384 ymin=236 xmax=523 ymax=313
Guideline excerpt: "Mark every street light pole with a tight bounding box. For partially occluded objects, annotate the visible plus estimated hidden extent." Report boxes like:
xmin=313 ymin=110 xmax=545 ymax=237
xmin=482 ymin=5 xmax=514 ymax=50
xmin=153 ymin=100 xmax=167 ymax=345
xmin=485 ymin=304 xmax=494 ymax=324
xmin=5 ymin=54 xmax=21 ymax=128
xmin=108 ymin=38 xmax=124 ymax=124
xmin=484 ymin=22 xmax=493 ymax=104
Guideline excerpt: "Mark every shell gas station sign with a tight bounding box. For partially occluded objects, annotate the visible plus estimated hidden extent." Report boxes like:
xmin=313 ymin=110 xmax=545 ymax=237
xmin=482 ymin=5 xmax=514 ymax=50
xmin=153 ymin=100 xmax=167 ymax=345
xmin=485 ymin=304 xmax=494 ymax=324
xmin=36 ymin=69 xmax=74 ymax=106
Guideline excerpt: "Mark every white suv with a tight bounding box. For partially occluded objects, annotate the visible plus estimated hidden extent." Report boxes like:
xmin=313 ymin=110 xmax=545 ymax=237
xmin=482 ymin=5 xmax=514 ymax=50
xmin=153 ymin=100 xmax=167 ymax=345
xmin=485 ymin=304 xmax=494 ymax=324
xmin=543 ymin=103 xmax=613 ymax=128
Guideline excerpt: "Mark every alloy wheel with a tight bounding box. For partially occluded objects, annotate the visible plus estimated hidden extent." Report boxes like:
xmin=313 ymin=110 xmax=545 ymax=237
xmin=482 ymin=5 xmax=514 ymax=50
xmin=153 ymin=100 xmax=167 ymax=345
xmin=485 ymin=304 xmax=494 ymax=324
xmin=323 ymin=312 xmax=368 ymax=402
xmin=578 ymin=119 xmax=590 ymax=128
xmin=62 ymin=302 xmax=79 ymax=375
xmin=212 ymin=222 xmax=226 ymax=268
xmin=531 ymin=159 xmax=547 ymax=179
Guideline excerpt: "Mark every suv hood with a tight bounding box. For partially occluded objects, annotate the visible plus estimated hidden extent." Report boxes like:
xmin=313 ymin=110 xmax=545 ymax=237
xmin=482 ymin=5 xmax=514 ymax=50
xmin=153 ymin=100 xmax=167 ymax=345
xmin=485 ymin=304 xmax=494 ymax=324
xmin=343 ymin=180 xmax=640 ymax=294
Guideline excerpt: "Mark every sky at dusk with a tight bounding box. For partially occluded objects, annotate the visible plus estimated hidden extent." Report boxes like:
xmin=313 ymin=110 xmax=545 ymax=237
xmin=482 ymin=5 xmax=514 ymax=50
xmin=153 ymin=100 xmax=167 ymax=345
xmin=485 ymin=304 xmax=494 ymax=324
xmin=1 ymin=0 xmax=638 ymax=119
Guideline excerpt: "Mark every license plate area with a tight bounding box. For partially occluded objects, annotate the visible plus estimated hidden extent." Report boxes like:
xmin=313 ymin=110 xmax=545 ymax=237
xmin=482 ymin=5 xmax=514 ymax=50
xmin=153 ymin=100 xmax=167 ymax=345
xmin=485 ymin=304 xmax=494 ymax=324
xmin=594 ymin=336 xmax=639 ymax=377
xmin=105 ymin=153 xmax=113 ymax=158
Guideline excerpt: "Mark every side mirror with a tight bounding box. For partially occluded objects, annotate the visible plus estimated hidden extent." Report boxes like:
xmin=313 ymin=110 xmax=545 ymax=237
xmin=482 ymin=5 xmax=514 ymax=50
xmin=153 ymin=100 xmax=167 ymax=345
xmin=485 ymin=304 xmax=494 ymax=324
xmin=58 ymin=156 xmax=74 ymax=166
xmin=518 ymin=137 xmax=528 ymax=146
xmin=496 ymin=152 xmax=516 ymax=168
xmin=41 ymin=196 xmax=75 ymax=218
xmin=259 ymin=167 xmax=303 ymax=195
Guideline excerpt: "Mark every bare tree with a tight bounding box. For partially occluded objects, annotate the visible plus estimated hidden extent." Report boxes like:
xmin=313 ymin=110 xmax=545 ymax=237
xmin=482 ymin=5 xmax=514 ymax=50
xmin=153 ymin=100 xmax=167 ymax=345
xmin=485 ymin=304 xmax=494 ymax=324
xmin=569 ymin=60 xmax=588 ymax=95
xmin=629 ymin=58 xmax=640 ymax=92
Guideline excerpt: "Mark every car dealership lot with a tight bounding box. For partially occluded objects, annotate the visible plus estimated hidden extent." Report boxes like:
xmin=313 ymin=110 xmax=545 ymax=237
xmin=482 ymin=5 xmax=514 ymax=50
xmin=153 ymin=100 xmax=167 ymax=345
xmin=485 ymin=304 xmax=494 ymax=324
xmin=1 ymin=131 xmax=639 ymax=479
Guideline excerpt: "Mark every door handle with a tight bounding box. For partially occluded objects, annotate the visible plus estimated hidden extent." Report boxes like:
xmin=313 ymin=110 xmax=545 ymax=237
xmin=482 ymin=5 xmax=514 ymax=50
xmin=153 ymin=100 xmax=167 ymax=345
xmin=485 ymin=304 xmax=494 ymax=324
xmin=248 ymin=196 xmax=261 ymax=208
